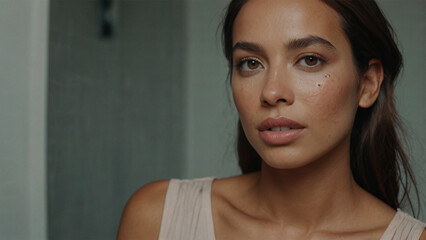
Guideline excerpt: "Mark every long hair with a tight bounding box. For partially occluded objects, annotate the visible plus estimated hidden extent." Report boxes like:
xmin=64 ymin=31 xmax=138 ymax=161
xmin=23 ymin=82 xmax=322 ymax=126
xmin=221 ymin=0 xmax=419 ymax=215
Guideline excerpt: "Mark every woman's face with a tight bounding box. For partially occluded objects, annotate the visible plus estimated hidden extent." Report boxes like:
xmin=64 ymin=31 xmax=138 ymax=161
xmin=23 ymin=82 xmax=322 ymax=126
xmin=232 ymin=0 xmax=363 ymax=169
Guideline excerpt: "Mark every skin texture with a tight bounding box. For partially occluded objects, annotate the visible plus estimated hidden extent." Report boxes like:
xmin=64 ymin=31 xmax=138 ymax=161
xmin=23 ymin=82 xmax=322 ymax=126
xmin=117 ymin=180 xmax=169 ymax=239
xmin=215 ymin=1 xmax=394 ymax=239
xmin=117 ymin=0 xmax=426 ymax=239
xmin=232 ymin=0 xmax=370 ymax=170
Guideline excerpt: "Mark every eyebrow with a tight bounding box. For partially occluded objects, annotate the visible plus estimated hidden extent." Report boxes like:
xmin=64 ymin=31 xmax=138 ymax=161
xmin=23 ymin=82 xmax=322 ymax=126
xmin=286 ymin=35 xmax=336 ymax=51
xmin=232 ymin=41 xmax=265 ymax=54
xmin=232 ymin=35 xmax=336 ymax=54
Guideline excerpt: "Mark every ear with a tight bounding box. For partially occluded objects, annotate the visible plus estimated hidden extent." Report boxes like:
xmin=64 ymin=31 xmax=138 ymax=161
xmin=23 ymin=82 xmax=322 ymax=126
xmin=358 ymin=59 xmax=384 ymax=108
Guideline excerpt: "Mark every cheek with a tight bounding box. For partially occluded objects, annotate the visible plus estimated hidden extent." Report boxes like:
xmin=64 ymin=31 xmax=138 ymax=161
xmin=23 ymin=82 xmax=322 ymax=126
xmin=298 ymin=73 xmax=359 ymax=122
xmin=232 ymin=80 xmax=255 ymax=118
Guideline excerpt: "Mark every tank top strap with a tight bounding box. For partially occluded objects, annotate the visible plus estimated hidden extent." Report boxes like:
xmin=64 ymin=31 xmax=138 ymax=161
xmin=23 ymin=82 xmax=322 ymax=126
xmin=380 ymin=209 xmax=426 ymax=240
xmin=158 ymin=177 xmax=216 ymax=240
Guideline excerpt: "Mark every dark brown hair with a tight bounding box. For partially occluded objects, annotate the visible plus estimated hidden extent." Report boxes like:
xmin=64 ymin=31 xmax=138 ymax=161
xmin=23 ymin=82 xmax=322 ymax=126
xmin=221 ymin=0 xmax=419 ymax=215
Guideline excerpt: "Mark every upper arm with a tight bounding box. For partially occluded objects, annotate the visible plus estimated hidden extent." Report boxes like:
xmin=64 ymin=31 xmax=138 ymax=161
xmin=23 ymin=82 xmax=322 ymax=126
xmin=116 ymin=179 xmax=170 ymax=240
xmin=420 ymin=228 xmax=426 ymax=240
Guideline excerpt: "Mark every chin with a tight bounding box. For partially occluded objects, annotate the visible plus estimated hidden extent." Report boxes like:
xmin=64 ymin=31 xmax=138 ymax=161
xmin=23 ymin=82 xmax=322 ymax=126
xmin=258 ymin=148 xmax=317 ymax=170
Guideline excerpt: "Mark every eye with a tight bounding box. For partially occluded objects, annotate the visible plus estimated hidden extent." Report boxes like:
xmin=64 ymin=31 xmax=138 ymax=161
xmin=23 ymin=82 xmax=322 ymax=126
xmin=238 ymin=57 xmax=263 ymax=71
xmin=298 ymin=55 xmax=323 ymax=68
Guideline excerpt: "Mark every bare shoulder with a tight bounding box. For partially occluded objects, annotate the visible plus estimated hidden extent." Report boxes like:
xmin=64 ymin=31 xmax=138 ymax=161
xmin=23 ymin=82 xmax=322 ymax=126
xmin=117 ymin=179 xmax=170 ymax=240
xmin=420 ymin=228 xmax=426 ymax=240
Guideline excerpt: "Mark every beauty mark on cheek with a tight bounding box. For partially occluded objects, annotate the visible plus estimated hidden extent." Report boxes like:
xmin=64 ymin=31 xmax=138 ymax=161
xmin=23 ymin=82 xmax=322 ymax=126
xmin=317 ymin=73 xmax=331 ymax=87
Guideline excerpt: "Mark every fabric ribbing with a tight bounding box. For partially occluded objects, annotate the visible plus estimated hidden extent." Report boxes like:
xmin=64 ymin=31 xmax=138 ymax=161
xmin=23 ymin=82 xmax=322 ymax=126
xmin=380 ymin=209 xmax=426 ymax=240
xmin=158 ymin=177 xmax=216 ymax=240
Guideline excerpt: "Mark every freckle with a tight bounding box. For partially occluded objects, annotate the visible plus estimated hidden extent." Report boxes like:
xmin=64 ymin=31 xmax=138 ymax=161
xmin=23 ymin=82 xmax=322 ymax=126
xmin=324 ymin=74 xmax=330 ymax=78
xmin=317 ymin=83 xmax=321 ymax=87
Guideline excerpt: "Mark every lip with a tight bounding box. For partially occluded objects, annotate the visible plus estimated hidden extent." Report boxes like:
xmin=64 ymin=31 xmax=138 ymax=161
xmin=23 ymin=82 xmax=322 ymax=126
xmin=258 ymin=117 xmax=306 ymax=145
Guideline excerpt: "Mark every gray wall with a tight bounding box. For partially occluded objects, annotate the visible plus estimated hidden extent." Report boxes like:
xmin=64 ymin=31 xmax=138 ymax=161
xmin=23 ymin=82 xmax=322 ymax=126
xmin=184 ymin=0 xmax=240 ymax=179
xmin=47 ymin=0 xmax=187 ymax=239
xmin=0 ymin=0 xmax=48 ymax=240
xmin=0 ymin=0 xmax=48 ymax=239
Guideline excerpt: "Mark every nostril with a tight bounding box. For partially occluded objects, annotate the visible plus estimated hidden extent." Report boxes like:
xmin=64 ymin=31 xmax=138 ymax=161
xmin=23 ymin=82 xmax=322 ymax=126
xmin=261 ymin=97 xmax=288 ymax=106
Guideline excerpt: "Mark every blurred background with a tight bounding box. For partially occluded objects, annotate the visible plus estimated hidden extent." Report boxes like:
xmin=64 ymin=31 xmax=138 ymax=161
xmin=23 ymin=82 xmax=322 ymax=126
xmin=0 ymin=0 xmax=424 ymax=239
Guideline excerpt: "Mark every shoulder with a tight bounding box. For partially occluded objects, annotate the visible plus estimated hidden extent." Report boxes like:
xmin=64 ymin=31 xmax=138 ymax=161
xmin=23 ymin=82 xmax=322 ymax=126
xmin=421 ymin=229 xmax=426 ymax=240
xmin=117 ymin=179 xmax=170 ymax=240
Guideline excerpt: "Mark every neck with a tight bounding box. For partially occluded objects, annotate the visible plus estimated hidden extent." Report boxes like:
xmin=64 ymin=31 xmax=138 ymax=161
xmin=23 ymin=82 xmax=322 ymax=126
xmin=253 ymin=146 xmax=362 ymax=233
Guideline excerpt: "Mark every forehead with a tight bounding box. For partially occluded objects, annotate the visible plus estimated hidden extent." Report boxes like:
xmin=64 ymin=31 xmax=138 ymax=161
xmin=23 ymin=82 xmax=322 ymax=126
xmin=233 ymin=0 xmax=347 ymax=48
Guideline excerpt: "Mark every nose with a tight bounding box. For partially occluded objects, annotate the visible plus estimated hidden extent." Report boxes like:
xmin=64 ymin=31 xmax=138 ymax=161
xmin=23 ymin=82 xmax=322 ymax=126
xmin=260 ymin=67 xmax=294 ymax=106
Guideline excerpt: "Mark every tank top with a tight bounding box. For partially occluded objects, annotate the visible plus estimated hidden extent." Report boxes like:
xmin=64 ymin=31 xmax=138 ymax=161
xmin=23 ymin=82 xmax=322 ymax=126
xmin=158 ymin=178 xmax=426 ymax=240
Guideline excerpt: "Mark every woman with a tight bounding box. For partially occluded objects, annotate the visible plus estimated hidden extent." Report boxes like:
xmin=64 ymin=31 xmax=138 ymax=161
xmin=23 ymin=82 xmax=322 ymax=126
xmin=117 ymin=0 xmax=426 ymax=239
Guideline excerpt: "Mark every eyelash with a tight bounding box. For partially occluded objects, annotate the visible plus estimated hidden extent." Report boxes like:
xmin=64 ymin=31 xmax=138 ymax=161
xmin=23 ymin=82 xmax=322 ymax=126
xmin=236 ymin=57 xmax=264 ymax=72
xmin=235 ymin=54 xmax=326 ymax=73
xmin=296 ymin=54 xmax=325 ymax=69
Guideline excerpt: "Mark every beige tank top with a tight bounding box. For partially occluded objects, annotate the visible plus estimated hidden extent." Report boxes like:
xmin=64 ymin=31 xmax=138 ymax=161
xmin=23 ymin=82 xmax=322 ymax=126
xmin=158 ymin=178 xmax=426 ymax=240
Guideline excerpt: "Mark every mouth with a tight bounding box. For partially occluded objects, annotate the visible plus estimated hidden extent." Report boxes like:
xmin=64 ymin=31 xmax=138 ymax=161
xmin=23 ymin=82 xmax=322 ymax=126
xmin=258 ymin=117 xmax=305 ymax=132
xmin=258 ymin=117 xmax=305 ymax=145
xmin=269 ymin=127 xmax=292 ymax=132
